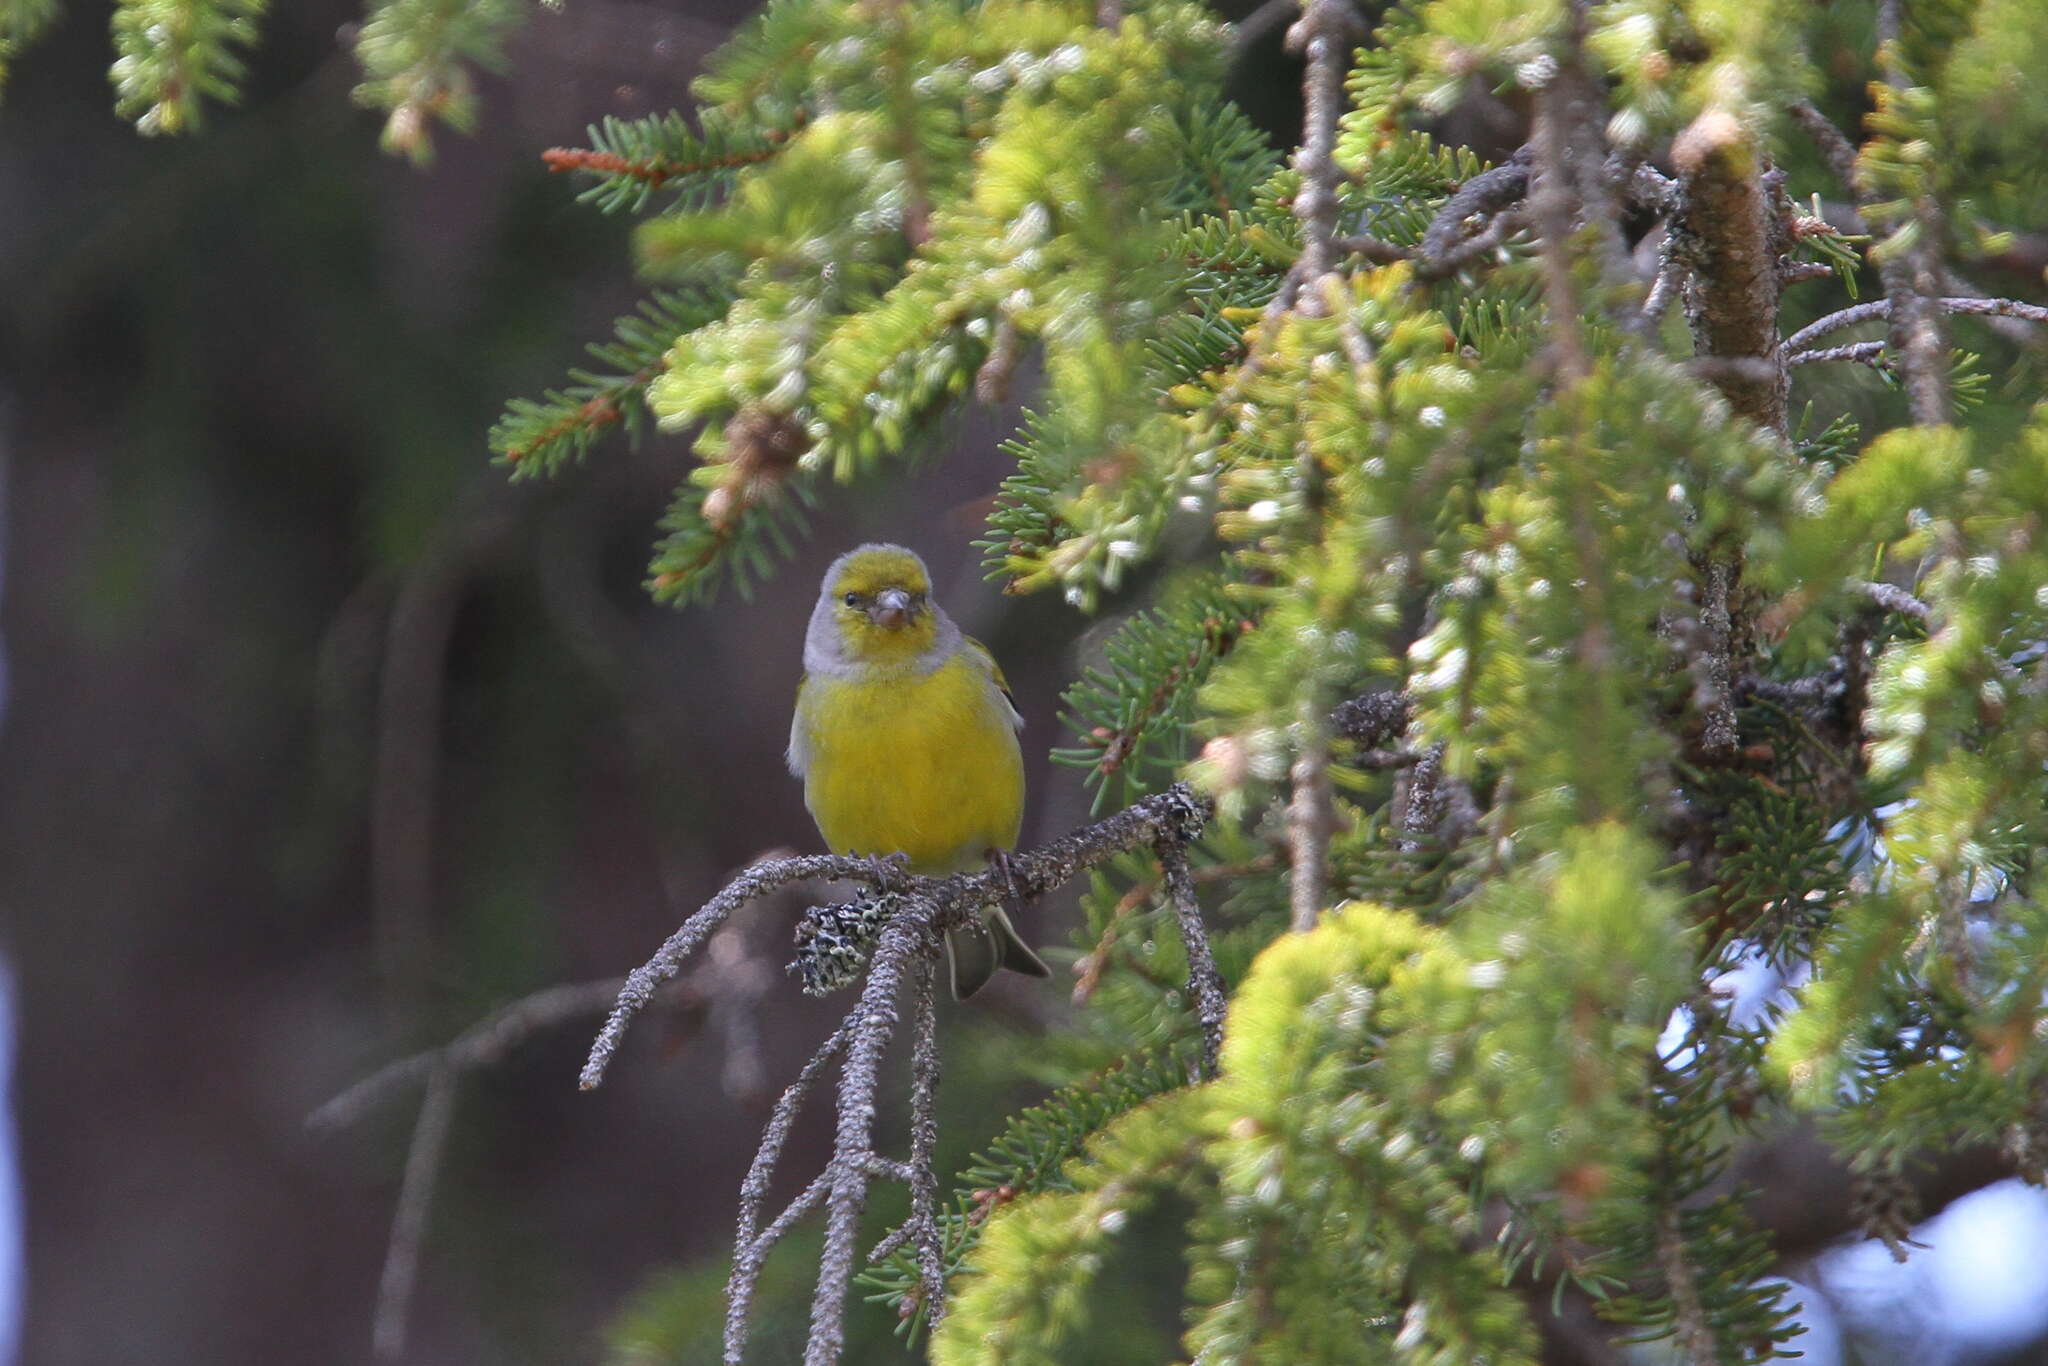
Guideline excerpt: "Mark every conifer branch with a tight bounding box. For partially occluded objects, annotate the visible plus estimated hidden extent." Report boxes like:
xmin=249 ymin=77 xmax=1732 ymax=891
xmin=1417 ymin=147 xmax=1531 ymax=280
xmin=1873 ymin=0 xmax=1951 ymax=426
xmin=1785 ymin=340 xmax=1887 ymax=369
xmin=1159 ymin=837 xmax=1227 ymax=1077
xmin=1780 ymin=295 xmax=2048 ymax=353
xmin=1672 ymin=112 xmax=1788 ymax=433
xmin=588 ymin=787 xmax=1214 ymax=1363
xmin=1653 ymin=1205 xmax=1718 ymax=1366
xmin=109 ymin=0 xmax=264 ymax=135
xmin=352 ymin=0 xmax=530 ymax=164
xmin=1286 ymin=696 xmax=1336 ymax=932
xmin=1787 ymin=101 xmax=1861 ymax=194
xmin=1282 ymin=0 xmax=1363 ymax=315
xmin=541 ymin=110 xmax=803 ymax=214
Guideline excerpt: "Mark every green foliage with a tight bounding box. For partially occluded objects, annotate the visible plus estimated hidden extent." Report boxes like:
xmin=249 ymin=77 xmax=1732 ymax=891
xmin=862 ymin=1050 xmax=1198 ymax=1338
xmin=554 ymin=110 xmax=805 ymax=216
xmin=0 ymin=0 xmax=63 ymax=94
xmin=1054 ymin=574 xmax=1250 ymax=811
xmin=351 ymin=0 xmax=529 ymax=164
xmin=109 ymin=0 xmax=265 ymax=134
xmin=497 ymin=0 xmax=2044 ymax=1357
xmin=491 ymin=283 xmax=736 ymax=477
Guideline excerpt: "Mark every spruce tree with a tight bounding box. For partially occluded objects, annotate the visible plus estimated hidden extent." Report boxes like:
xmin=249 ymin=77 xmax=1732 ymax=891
xmin=32 ymin=0 xmax=2048 ymax=1361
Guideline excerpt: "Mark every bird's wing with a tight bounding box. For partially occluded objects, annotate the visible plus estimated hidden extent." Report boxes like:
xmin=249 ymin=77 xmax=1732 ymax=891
xmin=786 ymin=675 xmax=812 ymax=777
xmin=963 ymin=636 xmax=1024 ymax=730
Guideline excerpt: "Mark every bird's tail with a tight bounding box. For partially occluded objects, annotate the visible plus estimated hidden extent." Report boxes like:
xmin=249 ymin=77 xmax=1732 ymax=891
xmin=944 ymin=905 xmax=1050 ymax=1000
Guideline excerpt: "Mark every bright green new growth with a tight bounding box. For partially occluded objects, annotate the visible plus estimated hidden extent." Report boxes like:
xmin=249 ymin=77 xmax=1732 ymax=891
xmin=25 ymin=0 xmax=2048 ymax=1358
xmin=488 ymin=0 xmax=2048 ymax=1357
xmin=109 ymin=0 xmax=266 ymax=134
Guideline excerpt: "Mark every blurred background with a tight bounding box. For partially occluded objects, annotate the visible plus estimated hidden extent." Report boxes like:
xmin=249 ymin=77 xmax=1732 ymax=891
xmin=5 ymin=3 xmax=2048 ymax=1365
xmin=0 ymin=4 xmax=1103 ymax=1361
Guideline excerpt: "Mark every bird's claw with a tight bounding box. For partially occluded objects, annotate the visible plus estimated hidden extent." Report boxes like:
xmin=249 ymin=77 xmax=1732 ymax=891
xmin=864 ymin=851 xmax=911 ymax=889
xmin=985 ymin=848 xmax=1026 ymax=915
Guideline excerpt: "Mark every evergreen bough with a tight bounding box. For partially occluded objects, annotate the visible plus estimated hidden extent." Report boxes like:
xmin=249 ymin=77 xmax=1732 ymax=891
xmin=48 ymin=0 xmax=2048 ymax=1360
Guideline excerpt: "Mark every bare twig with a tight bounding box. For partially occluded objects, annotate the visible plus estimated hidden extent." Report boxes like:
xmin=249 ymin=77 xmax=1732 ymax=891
xmin=598 ymin=786 xmax=1214 ymax=1366
xmin=1283 ymin=0 xmax=1365 ymax=314
xmin=1158 ymin=838 xmax=1228 ymax=1077
xmin=1287 ymin=698 xmax=1336 ymax=931
xmin=1854 ymin=579 xmax=1933 ymax=623
xmin=1788 ymin=101 xmax=1861 ymax=193
xmin=903 ymin=954 xmax=947 ymax=1330
xmin=1699 ymin=559 xmax=1739 ymax=755
xmin=1529 ymin=81 xmax=1591 ymax=379
xmin=310 ymin=978 xmax=636 ymax=1132
xmin=1418 ymin=147 xmax=1532 ymax=278
xmin=372 ymin=500 xmax=524 ymax=1023
xmin=804 ymin=906 xmax=930 ymax=1366
xmin=1787 ymin=340 xmax=1888 ymax=369
xmin=1875 ymin=0 xmax=1952 ymax=426
xmin=582 ymin=853 xmax=868 ymax=1090
xmin=1335 ymin=232 xmax=1416 ymax=265
xmin=725 ymin=1024 xmax=854 ymax=1360
xmin=1642 ymin=240 xmax=1684 ymax=327
xmin=1782 ymin=295 xmax=2048 ymax=354
xmin=372 ymin=1066 xmax=456 ymax=1362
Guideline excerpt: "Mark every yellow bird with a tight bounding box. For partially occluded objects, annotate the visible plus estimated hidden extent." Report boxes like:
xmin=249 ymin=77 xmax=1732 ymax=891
xmin=788 ymin=544 xmax=1051 ymax=998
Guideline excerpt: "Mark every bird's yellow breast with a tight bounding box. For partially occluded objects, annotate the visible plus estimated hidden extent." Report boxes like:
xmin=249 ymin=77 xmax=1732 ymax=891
xmin=795 ymin=652 xmax=1024 ymax=874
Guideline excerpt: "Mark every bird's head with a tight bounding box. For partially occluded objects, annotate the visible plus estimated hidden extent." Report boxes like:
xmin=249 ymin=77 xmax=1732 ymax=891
xmin=818 ymin=544 xmax=940 ymax=663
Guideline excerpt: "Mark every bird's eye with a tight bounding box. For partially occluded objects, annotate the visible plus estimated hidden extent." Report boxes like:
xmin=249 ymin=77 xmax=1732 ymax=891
xmin=843 ymin=592 xmax=860 ymax=607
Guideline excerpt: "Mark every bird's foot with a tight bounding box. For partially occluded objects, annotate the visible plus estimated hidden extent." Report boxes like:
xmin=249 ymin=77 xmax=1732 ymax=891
xmin=984 ymin=848 xmax=1026 ymax=914
xmin=864 ymin=851 xmax=911 ymax=890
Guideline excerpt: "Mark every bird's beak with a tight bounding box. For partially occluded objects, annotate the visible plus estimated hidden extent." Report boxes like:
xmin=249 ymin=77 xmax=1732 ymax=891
xmin=871 ymin=587 xmax=913 ymax=630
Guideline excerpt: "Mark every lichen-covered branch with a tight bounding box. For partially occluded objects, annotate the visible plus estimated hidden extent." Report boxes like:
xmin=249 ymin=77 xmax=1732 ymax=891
xmin=1781 ymin=295 xmax=2048 ymax=355
xmin=1158 ymin=837 xmax=1227 ymax=1076
xmin=590 ymin=785 xmax=1217 ymax=1365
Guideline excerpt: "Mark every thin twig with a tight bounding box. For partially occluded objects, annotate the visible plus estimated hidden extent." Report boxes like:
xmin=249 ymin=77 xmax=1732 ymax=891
xmin=805 ymin=909 xmax=928 ymax=1366
xmin=651 ymin=787 xmax=1215 ymax=1365
xmin=1788 ymin=101 xmax=1861 ymax=192
xmin=373 ymin=500 xmax=523 ymax=1023
xmin=1529 ymin=79 xmax=1590 ymax=380
xmin=1782 ymin=295 xmax=2048 ymax=354
xmin=905 ymin=955 xmax=947 ymax=1329
xmin=725 ymin=1024 xmax=855 ymax=1361
xmin=1335 ymin=232 xmax=1416 ymax=265
xmin=372 ymin=1066 xmax=456 ymax=1362
xmin=1283 ymin=0 xmax=1364 ymax=314
xmin=1418 ymin=147 xmax=1531 ymax=276
xmin=1642 ymin=240 xmax=1684 ymax=327
xmin=1876 ymin=0 xmax=1952 ymax=426
xmin=1287 ymin=696 xmax=1336 ymax=931
xmin=1855 ymin=579 xmax=1932 ymax=623
xmin=1787 ymin=340 xmax=1888 ymax=369
xmin=582 ymin=853 xmax=869 ymax=1090
xmin=310 ymin=978 xmax=634 ymax=1132
xmin=1159 ymin=837 xmax=1228 ymax=1077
